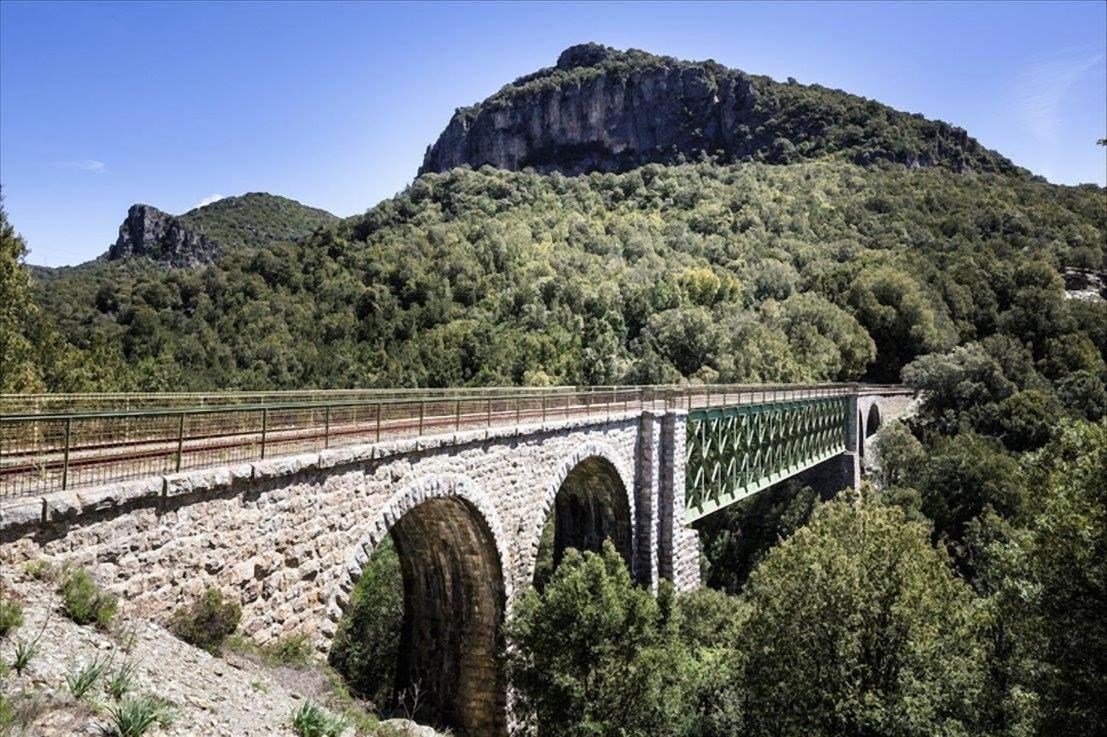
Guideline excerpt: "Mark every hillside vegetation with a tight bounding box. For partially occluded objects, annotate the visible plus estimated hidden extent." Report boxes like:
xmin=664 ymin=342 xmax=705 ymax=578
xmin=22 ymin=160 xmax=1105 ymax=393
xmin=177 ymin=193 xmax=339 ymax=253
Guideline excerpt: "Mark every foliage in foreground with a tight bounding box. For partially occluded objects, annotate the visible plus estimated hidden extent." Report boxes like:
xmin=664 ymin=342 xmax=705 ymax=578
xmin=740 ymin=496 xmax=986 ymax=737
xmin=505 ymin=541 xmax=691 ymax=737
xmin=65 ymin=653 xmax=112 ymax=699
xmin=290 ymin=699 xmax=349 ymax=737
xmin=169 ymin=587 xmax=241 ymax=653
xmin=0 ymin=595 xmax=23 ymax=640
xmin=105 ymin=695 xmax=174 ymax=737
xmin=329 ymin=536 xmax=404 ymax=710
xmin=506 ymin=497 xmax=990 ymax=737
xmin=58 ymin=567 xmax=117 ymax=628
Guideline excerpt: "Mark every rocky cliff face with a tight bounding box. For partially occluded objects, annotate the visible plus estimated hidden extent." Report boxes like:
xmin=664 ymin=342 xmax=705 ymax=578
xmin=421 ymin=43 xmax=1019 ymax=177
xmin=107 ymin=204 xmax=220 ymax=267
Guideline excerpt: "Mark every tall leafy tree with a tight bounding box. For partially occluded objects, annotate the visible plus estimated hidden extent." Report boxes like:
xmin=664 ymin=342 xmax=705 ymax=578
xmin=739 ymin=495 xmax=987 ymax=737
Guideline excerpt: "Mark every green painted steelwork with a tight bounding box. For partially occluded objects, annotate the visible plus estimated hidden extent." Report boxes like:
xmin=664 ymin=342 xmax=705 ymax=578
xmin=684 ymin=396 xmax=849 ymax=523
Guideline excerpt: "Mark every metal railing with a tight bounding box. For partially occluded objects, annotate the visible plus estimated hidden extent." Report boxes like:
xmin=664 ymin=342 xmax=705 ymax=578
xmin=0 ymin=383 xmax=911 ymax=500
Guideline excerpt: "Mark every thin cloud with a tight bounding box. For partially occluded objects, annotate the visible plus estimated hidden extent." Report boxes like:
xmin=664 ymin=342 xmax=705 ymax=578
xmin=192 ymin=193 xmax=225 ymax=210
xmin=1018 ymin=51 xmax=1104 ymax=147
xmin=52 ymin=159 xmax=106 ymax=173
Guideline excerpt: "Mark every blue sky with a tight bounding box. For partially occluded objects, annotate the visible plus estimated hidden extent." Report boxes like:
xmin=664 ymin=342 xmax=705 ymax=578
xmin=2 ymin=1 xmax=1104 ymax=266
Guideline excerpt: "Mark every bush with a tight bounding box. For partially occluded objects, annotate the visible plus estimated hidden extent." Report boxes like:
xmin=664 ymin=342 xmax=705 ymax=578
xmin=328 ymin=537 xmax=403 ymax=707
xmin=0 ymin=595 xmax=23 ymax=639
xmin=261 ymin=634 xmax=313 ymax=668
xmin=290 ymin=700 xmax=348 ymax=737
xmin=21 ymin=560 xmax=52 ymax=581
xmin=59 ymin=567 xmax=117 ymax=628
xmin=169 ymin=588 xmax=241 ymax=653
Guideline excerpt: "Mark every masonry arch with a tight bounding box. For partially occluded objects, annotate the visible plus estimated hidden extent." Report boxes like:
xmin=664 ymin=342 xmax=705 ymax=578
xmin=527 ymin=443 xmax=636 ymax=588
xmin=337 ymin=475 xmax=509 ymax=736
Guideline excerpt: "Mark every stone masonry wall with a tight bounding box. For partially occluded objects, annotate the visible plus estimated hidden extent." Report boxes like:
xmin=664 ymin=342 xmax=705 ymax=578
xmin=0 ymin=414 xmax=645 ymax=650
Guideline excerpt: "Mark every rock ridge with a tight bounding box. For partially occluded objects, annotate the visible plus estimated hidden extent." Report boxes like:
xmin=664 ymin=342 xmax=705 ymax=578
xmin=107 ymin=203 xmax=220 ymax=267
xmin=420 ymin=43 xmax=1020 ymax=177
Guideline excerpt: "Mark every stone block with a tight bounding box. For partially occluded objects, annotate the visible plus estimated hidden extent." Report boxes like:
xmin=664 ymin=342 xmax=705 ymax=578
xmin=0 ymin=498 xmax=44 ymax=531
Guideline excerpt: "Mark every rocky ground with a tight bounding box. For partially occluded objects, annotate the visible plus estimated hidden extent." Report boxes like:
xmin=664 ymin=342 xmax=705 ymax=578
xmin=0 ymin=565 xmax=439 ymax=736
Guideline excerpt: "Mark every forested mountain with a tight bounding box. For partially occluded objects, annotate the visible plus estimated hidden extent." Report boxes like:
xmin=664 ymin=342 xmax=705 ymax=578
xmin=23 ymin=161 xmax=1104 ymax=392
xmin=176 ymin=192 xmax=339 ymax=253
xmin=7 ymin=44 xmax=1104 ymax=400
xmin=422 ymin=43 xmax=1023 ymax=176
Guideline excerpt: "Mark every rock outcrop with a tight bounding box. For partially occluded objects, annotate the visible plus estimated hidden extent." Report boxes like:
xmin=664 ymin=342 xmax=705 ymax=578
xmin=421 ymin=43 xmax=1020 ymax=177
xmin=107 ymin=204 xmax=220 ymax=267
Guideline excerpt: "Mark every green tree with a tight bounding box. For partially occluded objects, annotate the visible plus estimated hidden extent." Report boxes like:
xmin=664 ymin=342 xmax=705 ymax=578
xmin=990 ymin=389 xmax=1064 ymax=452
xmin=1020 ymin=421 xmax=1107 ymax=736
xmin=504 ymin=542 xmax=692 ymax=737
xmin=869 ymin=419 xmax=926 ymax=490
xmin=739 ymin=495 xmax=987 ymax=737
xmin=848 ymin=266 xmax=956 ymax=381
xmin=913 ymin=432 xmax=1026 ymax=574
xmin=328 ymin=538 xmax=404 ymax=709
xmin=0 ymin=199 xmax=100 ymax=392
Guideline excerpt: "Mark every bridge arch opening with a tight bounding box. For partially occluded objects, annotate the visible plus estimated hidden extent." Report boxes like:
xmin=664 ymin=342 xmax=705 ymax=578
xmin=533 ymin=455 xmax=633 ymax=589
xmin=866 ymin=404 xmax=882 ymax=439
xmin=334 ymin=493 xmax=507 ymax=736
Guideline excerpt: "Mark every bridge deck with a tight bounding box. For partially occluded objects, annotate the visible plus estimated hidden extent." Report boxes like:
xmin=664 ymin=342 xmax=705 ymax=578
xmin=0 ymin=384 xmax=910 ymax=500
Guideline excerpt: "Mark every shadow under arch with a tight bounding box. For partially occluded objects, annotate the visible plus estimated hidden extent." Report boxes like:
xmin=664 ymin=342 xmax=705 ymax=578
xmin=866 ymin=403 xmax=882 ymax=439
xmin=532 ymin=452 xmax=635 ymax=589
xmin=337 ymin=476 xmax=509 ymax=736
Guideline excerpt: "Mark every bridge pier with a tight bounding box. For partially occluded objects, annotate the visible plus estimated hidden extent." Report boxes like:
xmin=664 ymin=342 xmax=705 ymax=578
xmin=657 ymin=411 xmax=700 ymax=592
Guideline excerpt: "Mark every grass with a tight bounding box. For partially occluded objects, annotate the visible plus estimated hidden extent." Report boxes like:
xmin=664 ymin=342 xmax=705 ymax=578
xmin=290 ymin=699 xmax=349 ymax=737
xmin=65 ymin=653 xmax=112 ymax=700
xmin=228 ymin=632 xmax=315 ymax=669
xmin=11 ymin=638 xmax=38 ymax=675
xmin=106 ymin=660 xmax=138 ymax=700
xmin=59 ymin=567 xmax=117 ymax=628
xmin=0 ymin=596 xmax=23 ymax=639
xmin=105 ymin=695 xmax=174 ymax=737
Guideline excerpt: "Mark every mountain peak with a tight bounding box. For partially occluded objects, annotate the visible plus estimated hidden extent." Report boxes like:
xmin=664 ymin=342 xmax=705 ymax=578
xmin=107 ymin=204 xmax=219 ymax=267
xmin=555 ymin=43 xmax=620 ymax=70
xmin=420 ymin=44 xmax=1020 ymax=178
xmin=103 ymin=194 xmax=339 ymax=267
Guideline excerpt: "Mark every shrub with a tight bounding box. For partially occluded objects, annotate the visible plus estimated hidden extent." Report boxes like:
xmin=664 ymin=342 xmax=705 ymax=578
xmin=59 ymin=567 xmax=117 ymax=628
xmin=0 ymin=595 xmax=23 ymax=639
xmin=106 ymin=695 xmax=174 ymax=737
xmin=21 ymin=560 xmax=52 ymax=581
xmin=328 ymin=537 xmax=402 ymax=706
xmin=261 ymin=633 xmax=313 ymax=668
xmin=505 ymin=541 xmax=693 ymax=737
xmin=290 ymin=700 xmax=348 ymax=737
xmin=169 ymin=588 xmax=241 ymax=653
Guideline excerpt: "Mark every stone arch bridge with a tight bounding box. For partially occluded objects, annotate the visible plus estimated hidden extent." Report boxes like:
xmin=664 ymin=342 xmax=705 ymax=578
xmin=0 ymin=384 xmax=912 ymax=734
